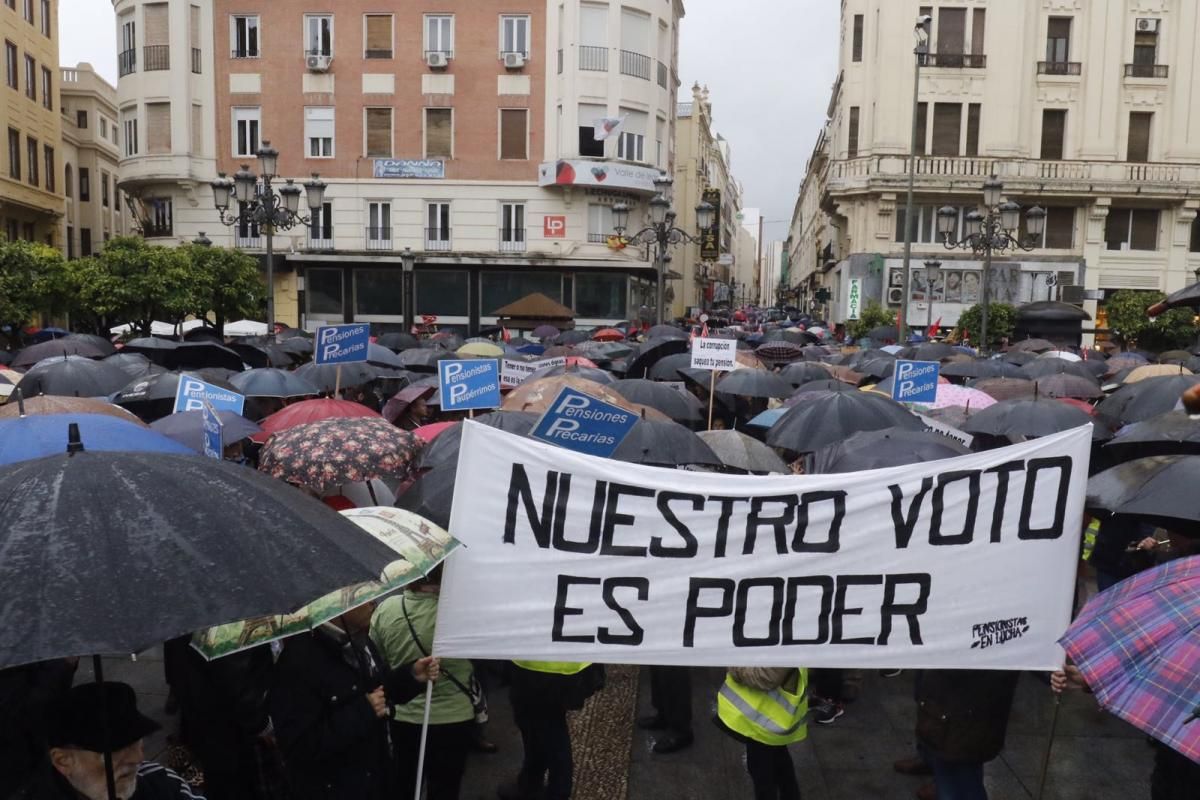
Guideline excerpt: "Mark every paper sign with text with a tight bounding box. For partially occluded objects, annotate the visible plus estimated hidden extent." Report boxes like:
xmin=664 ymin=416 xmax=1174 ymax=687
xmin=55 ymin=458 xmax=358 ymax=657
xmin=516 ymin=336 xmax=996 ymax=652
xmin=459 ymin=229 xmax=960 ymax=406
xmin=690 ymin=337 xmax=738 ymax=371
xmin=501 ymin=357 xmax=568 ymax=388
xmin=314 ymin=324 xmax=371 ymax=365
xmin=435 ymin=423 xmax=1092 ymax=669
xmin=528 ymin=386 xmax=639 ymax=458
xmin=173 ymin=376 xmax=245 ymax=416
xmin=438 ymin=359 xmax=502 ymax=411
xmin=892 ymin=360 xmax=941 ymax=404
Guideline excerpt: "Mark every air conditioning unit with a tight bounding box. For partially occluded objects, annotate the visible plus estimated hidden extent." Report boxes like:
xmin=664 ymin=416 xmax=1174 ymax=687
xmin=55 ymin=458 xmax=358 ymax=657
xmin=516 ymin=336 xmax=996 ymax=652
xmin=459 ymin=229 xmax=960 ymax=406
xmin=1059 ymin=284 xmax=1086 ymax=304
xmin=306 ymin=54 xmax=332 ymax=72
xmin=1137 ymin=18 xmax=1160 ymax=33
xmin=503 ymin=52 xmax=526 ymax=70
xmin=887 ymin=287 xmax=904 ymax=305
xmin=426 ymin=51 xmax=449 ymax=69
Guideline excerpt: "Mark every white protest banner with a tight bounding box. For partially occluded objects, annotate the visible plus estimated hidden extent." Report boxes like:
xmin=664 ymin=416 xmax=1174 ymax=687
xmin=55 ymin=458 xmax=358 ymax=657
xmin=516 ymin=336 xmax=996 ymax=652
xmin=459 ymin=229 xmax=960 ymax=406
xmin=690 ymin=337 xmax=738 ymax=371
xmin=501 ymin=357 xmax=568 ymax=388
xmin=434 ymin=423 xmax=1092 ymax=669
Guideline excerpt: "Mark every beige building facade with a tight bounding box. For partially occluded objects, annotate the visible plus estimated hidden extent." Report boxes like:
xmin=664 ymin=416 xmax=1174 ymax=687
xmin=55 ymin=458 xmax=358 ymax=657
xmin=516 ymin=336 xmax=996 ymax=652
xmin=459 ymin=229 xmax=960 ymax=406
xmin=790 ymin=0 xmax=1200 ymax=336
xmin=1 ymin=0 xmax=62 ymax=245
xmin=113 ymin=0 xmax=686 ymax=332
xmin=60 ymin=62 xmax=130 ymax=257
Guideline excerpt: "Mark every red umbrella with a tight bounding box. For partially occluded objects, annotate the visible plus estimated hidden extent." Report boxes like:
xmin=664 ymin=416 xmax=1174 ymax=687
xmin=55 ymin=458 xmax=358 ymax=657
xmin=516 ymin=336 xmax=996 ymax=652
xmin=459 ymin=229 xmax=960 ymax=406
xmin=256 ymin=398 xmax=380 ymax=439
xmin=564 ymin=356 xmax=599 ymax=369
xmin=1055 ymin=396 xmax=1096 ymax=416
xmin=592 ymin=328 xmax=626 ymax=342
xmin=413 ymin=421 xmax=455 ymax=442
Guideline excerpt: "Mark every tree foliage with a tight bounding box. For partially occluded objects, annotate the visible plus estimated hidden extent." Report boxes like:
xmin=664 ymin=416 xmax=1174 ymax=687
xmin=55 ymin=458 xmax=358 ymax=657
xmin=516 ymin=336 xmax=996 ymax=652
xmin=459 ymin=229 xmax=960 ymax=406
xmin=1105 ymin=289 xmax=1195 ymax=352
xmin=179 ymin=243 xmax=265 ymax=336
xmin=0 ymin=239 xmax=70 ymax=347
xmin=847 ymin=301 xmax=896 ymax=341
xmin=955 ymin=303 xmax=1017 ymax=347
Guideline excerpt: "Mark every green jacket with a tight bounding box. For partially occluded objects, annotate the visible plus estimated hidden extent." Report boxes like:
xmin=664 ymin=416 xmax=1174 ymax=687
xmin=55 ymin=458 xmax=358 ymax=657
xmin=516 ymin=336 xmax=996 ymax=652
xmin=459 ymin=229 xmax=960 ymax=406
xmin=370 ymin=591 xmax=474 ymax=725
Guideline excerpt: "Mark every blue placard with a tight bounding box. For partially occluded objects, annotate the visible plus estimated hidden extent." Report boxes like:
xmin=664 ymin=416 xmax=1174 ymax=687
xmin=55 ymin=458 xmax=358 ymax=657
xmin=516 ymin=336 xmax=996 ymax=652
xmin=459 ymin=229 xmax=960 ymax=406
xmin=438 ymin=359 xmax=501 ymax=411
xmin=202 ymin=402 xmax=223 ymax=460
xmin=530 ymin=387 xmax=639 ymax=458
xmin=891 ymin=360 xmax=941 ymax=404
xmin=173 ymin=375 xmax=246 ymax=415
xmin=314 ymin=323 xmax=371 ymax=365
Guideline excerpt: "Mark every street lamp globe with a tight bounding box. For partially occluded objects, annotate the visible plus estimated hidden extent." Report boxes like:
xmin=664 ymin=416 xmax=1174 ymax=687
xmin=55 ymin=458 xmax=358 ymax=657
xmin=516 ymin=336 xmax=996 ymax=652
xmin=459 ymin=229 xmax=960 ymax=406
xmin=279 ymin=180 xmax=302 ymax=215
xmin=256 ymin=141 xmax=279 ymax=180
xmin=649 ymin=195 xmax=670 ymax=226
xmin=982 ymin=176 xmax=1004 ymax=208
xmin=210 ymin=173 xmax=233 ymax=212
xmin=303 ymin=174 xmax=326 ymax=211
xmin=936 ymin=206 xmax=959 ymax=239
xmin=696 ymin=201 xmax=715 ymax=231
xmin=1026 ymin=206 xmax=1048 ymax=240
xmin=965 ymin=209 xmax=985 ymax=235
xmin=653 ymin=173 xmax=674 ymax=194
xmin=999 ymin=201 xmax=1022 ymax=233
xmin=612 ymin=202 xmax=630 ymax=232
xmin=233 ymin=166 xmax=257 ymax=204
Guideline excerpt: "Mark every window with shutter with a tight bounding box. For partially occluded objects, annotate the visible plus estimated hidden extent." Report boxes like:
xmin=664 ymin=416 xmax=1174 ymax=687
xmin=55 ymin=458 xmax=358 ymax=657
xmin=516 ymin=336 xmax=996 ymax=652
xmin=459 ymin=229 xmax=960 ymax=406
xmin=365 ymin=108 xmax=392 ymax=158
xmin=915 ymin=102 xmax=928 ymax=155
xmin=578 ymin=102 xmax=605 ymax=157
xmin=365 ymin=15 xmax=392 ymax=59
xmin=971 ymin=9 xmax=985 ymax=54
xmin=1127 ymin=112 xmax=1152 ymax=162
xmin=1133 ymin=31 xmax=1158 ymax=65
xmin=1104 ymin=209 xmax=1130 ymax=250
xmin=1046 ymin=17 xmax=1071 ymax=62
xmin=1043 ymin=207 xmax=1074 ymax=249
xmin=146 ymin=102 xmax=171 ymax=154
xmin=931 ymin=103 xmax=961 ymax=156
xmin=852 ymin=15 xmax=863 ymax=62
xmin=1040 ymin=110 xmax=1066 ymax=160
xmin=847 ymin=107 xmax=859 ymax=158
xmin=937 ymin=7 xmax=965 ymax=55
xmin=143 ymin=3 xmax=168 ymax=45
xmin=1190 ymin=216 xmax=1200 ymax=253
xmin=966 ymin=103 xmax=980 ymax=156
xmin=190 ymin=104 xmax=203 ymax=154
xmin=500 ymin=109 xmax=527 ymax=159
xmin=1130 ymin=209 xmax=1159 ymax=250
xmin=425 ymin=109 xmax=452 ymax=158
xmin=232 ymin=106 xmax=259 ymax=157
xmin=305 ymin=107 xmax=334 ymax=157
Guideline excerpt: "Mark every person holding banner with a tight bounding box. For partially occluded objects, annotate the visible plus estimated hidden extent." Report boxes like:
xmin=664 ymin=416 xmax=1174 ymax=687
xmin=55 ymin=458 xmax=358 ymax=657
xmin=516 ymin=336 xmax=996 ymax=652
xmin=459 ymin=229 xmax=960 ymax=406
xmin=715 ymin=666 xmax=809 ymax=800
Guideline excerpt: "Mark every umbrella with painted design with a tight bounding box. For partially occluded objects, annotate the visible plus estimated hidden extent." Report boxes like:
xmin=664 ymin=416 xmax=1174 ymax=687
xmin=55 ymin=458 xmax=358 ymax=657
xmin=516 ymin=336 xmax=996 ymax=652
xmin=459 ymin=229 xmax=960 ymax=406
xmin=260 ymin=417 xmax=423 ymax=491
xmin=501 ymin=375 xmax=666 ymax=421
xmin=1059 ymin=555 xmax=1200 ymax=764
xmin=0 ymin=394 xmax=148 ymax=425
xmin=924 ymin=384 xmax=997 ymax=411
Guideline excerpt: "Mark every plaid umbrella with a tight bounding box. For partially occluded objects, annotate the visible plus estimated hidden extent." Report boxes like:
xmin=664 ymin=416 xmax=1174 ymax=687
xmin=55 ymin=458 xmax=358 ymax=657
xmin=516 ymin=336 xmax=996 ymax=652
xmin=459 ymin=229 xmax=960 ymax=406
xmin=755 ymin=342 xmax=805 ymax=364
xmin=1060 ymin=555 xmax=1200 ymax=764
xmin=260 ymin=417 xmax=424 ymax=491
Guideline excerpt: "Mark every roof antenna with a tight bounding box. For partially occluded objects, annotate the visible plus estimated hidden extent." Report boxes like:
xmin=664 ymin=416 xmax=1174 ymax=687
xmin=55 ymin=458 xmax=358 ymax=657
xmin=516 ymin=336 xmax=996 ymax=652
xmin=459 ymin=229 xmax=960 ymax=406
xmin=67 ymin=422 xmax=84 ymax=455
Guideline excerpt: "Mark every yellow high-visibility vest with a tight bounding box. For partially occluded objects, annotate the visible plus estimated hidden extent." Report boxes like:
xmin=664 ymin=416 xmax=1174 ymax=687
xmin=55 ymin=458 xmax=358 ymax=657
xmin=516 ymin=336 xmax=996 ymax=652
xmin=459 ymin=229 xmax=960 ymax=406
xmin=1082 ymin=518 xmax=1100 ymax=561
xmin=512 ymin=660 xmax=590 ymax=675
xmin=717 ymin=668 xmax=809 ymax=746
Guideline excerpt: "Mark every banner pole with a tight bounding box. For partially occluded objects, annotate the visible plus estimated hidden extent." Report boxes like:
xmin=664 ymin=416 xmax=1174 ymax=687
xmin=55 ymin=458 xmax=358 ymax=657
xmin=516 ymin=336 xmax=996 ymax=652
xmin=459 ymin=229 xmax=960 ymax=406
xmin=413 ymin=679 xmax=435 ymax=799
xmin=707 ymin=371 xmax=716 ymax=431
xmin=1035 ymin=694 xmax=1062 ymax=800
xmin=334 ymin=364 xmax=342 ymax=397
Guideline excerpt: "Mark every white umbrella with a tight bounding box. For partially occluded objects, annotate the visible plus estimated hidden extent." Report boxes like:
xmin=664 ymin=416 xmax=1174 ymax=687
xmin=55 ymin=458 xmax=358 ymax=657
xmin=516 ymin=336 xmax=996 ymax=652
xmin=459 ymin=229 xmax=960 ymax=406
xmin=1038 ymin=350 xmax=1082 ymax=362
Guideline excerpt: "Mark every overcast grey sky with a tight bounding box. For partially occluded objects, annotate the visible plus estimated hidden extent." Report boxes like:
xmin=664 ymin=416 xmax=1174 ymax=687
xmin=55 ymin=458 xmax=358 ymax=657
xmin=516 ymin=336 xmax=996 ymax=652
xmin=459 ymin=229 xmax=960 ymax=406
xmin=60 ymin=0 xmax=839 ymax=240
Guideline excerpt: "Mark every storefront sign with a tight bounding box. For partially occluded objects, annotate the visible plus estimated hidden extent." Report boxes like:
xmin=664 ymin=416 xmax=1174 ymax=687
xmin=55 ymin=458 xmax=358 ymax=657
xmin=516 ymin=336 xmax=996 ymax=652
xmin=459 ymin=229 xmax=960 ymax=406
xmin=538 ymin=160 xmax=664 ymax=194
xmin=700 ymin=188 xmax=721 ymax=261
xmin=543 ymin=216 xmax=567 ymax=238
xmin=373 ymin=159 xmax=446 ymax=179
xmin=847 ymin=278 xmax=863 ymax=320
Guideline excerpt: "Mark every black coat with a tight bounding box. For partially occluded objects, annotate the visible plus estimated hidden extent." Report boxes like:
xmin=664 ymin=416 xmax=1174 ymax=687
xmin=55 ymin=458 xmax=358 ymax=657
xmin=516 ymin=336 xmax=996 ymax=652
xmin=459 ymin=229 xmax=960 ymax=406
xmin=268 ymin=630 xmax=421 ymax=800
xmin=0 ymin=660 xmax=76 ymax=799
xmin=12 ymin=761 xmax=203 ymax=800
xmin=915 ymin=669 xmax=1019 ymax=764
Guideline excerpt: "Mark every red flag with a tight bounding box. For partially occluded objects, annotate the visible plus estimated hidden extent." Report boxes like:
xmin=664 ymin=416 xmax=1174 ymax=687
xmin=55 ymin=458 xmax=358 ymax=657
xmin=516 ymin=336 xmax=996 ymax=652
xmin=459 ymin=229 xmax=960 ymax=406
xmin=501 ymin=327 xmax=512 ymax=343
xmin=927 ymin=317 xmax=942 ymax=340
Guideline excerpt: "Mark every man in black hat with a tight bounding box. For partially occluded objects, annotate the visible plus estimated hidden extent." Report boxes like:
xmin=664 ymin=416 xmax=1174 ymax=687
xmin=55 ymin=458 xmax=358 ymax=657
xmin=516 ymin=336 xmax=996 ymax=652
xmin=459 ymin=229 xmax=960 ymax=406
xmin=14 ymin=680 xmax=202 ymax=799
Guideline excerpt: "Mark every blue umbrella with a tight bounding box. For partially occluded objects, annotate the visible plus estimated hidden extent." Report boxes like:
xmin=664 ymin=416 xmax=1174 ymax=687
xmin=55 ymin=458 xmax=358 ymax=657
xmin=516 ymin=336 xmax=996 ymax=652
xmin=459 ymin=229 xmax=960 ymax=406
xmin=150 ymin=410 xmax=263 ymax=453
xmin=0 ymin=414 xmax=195 ymax=466
xmin=746 ymin=408 xmax=786 ymax=429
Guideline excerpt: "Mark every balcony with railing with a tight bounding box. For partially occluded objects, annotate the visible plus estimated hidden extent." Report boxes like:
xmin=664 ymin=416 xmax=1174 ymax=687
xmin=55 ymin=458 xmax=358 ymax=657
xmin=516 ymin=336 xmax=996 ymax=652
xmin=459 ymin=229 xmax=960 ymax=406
xmin=231 ymin=47 xmax=257 ymax=59
xmin=142 ymin=221 xmax=172 ymax=238
xmin=307 ymin=231 xmax=334 ymax=250
xmin=425 ymin=228 xmax=451 ymax=251
xmin=657 ymin=60 xmax=668 ymax=89
xmin=118 ymin=49 xmax=136 ymax=76
xmin=366 ymin=227 xmax=393 ymax=251
xmin=587 ymin=233 xmax=610 ymax=244
xmin=143 ymin=45 xmax=169 ymax=71
xmin=499 ymin=229 xmax=527 ymax=253
xmin=620 ymin=50 xmax=651 ymax=80
xmin=925 ymin=53 xmax=986 ymax=68
xmin=1125 ymin=63 xmax=1168 ymax=78
xmin=1038 ymin=61 xmax=1081 ymax=76
xmin=579 ymin=45 xmax=607 ymax=71
xmin=234 ymin=234 xmax=261 ymax=249
xmin=191 ymin=48 xmax=201 ymax=73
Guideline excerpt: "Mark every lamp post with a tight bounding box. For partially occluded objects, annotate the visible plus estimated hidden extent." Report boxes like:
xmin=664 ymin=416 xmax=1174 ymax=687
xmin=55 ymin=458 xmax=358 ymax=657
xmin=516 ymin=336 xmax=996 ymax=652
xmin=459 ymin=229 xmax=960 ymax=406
xmin=899 ymin=14 xmax=932 ymax=343
xmin=612 ymin=175 xmax=715 ymax=325
xmin=923 ymin=259 xmax=941 ymax=336
xmin=937 ymin=176 xmax=1046 ymax=351
xmin=210 ymin=141 xmax=326 ymax=340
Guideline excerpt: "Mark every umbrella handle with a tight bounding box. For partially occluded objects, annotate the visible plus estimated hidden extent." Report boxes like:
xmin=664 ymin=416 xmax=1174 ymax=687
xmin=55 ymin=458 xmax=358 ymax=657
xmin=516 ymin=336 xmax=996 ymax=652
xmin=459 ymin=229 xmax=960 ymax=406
xmin=413 ymin=680 xmax=435 ymax=797
xmin=1035 ymin=693 xmax=1062 ymax=800
xmin=92 ymin=655 xmax=119 ymax=800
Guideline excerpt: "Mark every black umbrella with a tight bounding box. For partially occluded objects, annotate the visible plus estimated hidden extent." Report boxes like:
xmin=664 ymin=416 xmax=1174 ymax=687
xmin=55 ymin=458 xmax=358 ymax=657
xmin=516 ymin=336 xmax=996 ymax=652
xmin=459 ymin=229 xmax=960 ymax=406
xmin=150 ymin=409 xmax=262 ymax=452
xmin=1019 ymin=358 xmax=1098 ymax=382
xmin=940 ymin=360 xmax=1024 ymax=380
xmin=112 ymin=371 xmax=238 ymax=421
xmin=647 ymin=324 xmax=687 ymax=340
xmin=55 ymin=333 xmax=117 ymax=356
xmin=808 ymin=428 xmax=970 ymax=473
xmin=0 ymin=445 xmax=408 ymax=669
xmin=120 ymin=337 xmax=179 ymax=366
xmin=1147 ymin=281 xmax=1200 ymax=315
xmin=695 ymin=430 xmax=789 ymax=474
xmin=961 ymin=398 xmax=1104 ymax=440
xmin=1001 ymin=351 xmax=1038 ymax=366
xmin=787 ymin=379 xmax=854 ymax=400
xmin=626 ymin=338 xmax=690 ymax=379
xmin=0 ymin=350 xmax=11 ymax=365
xmin=395 ymin=463 xmax=456 ymax=528
xmin=646 ymin=352 xmax=694 ymax=382
xmin=839 ymin=349 xmax=893 ymax=367
xmin=230 ymin=368 xmax=321 ymax=398
xmin=613 ymin=420 xmax=721 ymax=467
xmin=12 ymin=339 xmax=109 ymax=369
xmin=103 ymin=352 xmax=166 ymax=379
xmin=276 ymin=327 xmax=310 ymax=341
xmin=855 ymin=357 xmax=897 ymax=381
xmin=577 ymin=340 xmax=634 ymax=360
xmin=15 ymin=356 xmax=131 ymax=398
xmin=715 ymin=369 xmax=793 ymax=399
xmin=528 ymin=364 xmax=616 ymax=385
xmin=867 ymin=325 xmax=899 ymax=341
xmin=294 ymin=361 xmax=383 ymax=393
xmin=1086 ymin=455 xmax=1200 ymax=527
xmin=279 ymin=336 xmax=314 ymax=357
xmin=163 ymin=342 xmax=246 ymax=372
xmin=399 ymin=348 xmax=451 ymax=373
xmin=1104 ymin=411 xmax=1200 ymax=460
xmin=554 ymin=330 xmax=593 ymax=346
xmin=378 ymin=332 xmax=420 ymax=352
xmin=183 ymin=327 xmax=223 ymax=344
xmin=1157 ymin=350 xmax=1194 ymax=365
xmin=1033 ymin=374 xmax=1104 ymax=400
xmin=1081 ymin=358 xmax=1109 ymax=378
xmin=224 ymin=343 xmax=271 ymax=370
xmin=611 ymin=378 xmax=702 ymax=423
xmin=418 ymin=411 xmax=540 ymax=470
xmin=1010 ymin=338 xmax=1058 ymax=353
xmin=766 ymin=390 xmax=924 ymax=454
xmin=1095 ymin=375 xmax=1200 ymax=427
xmin=778 ymin=362 xmax=833 ymax=387
xmin=367 ymin=343 xmax=406 ymax=368
xmin=910 ymin=343 xmax=959 ymax=361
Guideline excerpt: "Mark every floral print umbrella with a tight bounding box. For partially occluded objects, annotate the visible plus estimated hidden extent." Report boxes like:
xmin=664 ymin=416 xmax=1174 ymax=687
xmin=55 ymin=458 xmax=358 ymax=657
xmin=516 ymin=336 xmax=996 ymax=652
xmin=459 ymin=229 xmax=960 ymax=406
xmin=260 ymin=417 xmax=424 ymax=491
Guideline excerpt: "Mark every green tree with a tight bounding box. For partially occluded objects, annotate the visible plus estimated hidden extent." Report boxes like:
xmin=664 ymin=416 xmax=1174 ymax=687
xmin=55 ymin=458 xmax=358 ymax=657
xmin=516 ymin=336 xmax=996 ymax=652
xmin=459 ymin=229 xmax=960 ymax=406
xmin=180 ymin=243 xmax=266 ymax=337
xmin=955 ymin=303 xmax=1017 ymax=348
xmin=1105 ymin=289 xmax=1195 ymax=352
xmin=0 ymin=239 xmax=70 ymax=348
xmin=847 ymin=301 xmax=896 ymax=341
